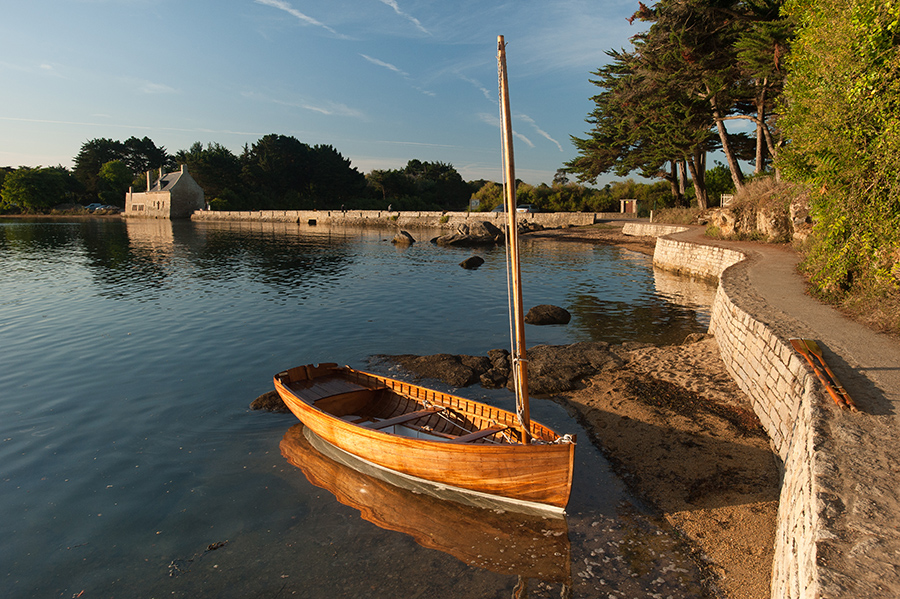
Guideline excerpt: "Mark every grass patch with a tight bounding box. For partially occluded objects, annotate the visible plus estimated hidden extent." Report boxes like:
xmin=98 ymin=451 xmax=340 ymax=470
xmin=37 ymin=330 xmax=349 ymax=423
xmin=653 ymin=207 xmax=703 ymax=225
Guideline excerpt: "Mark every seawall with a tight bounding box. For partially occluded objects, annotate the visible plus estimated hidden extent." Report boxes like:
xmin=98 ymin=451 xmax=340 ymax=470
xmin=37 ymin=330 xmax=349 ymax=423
xmin=191 ymin=209 xmax=634 ymax=229
xmin=626 ymin=222 xmax=872 ymax=599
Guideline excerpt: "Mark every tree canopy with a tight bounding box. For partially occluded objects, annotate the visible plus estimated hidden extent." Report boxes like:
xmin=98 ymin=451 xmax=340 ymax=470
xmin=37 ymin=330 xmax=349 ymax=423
xmin=73 ymin=136 xmax=170 ymax=203
xmin=0 ymin=166 xmax=77 ymax=213
xmin=567 ymin=0 xmax=790 ymax=208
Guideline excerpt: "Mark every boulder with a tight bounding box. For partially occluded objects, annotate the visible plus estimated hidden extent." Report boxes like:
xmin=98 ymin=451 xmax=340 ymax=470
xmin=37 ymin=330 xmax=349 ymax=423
xmin=250 ymin=389 xmax=289 ymax=413
xmin=433 ymin=221 xmax=504 ymax=246
xmin=391 ymin=230 xmax=415 ymax=245
xmin=459 ymin=256 xmax=485 ymax=269
xmin=525 ymin=342 xmax=624 ymax=394
xmin=755 ymin=203 xmax=792 ymax=243
xmin=790 ymin=194 xmax=813 ymax=242
xmin=524 ymin=304 xmax=571 ymax=325
xmin=380 ymin=341 xmax=624 ymax=395
xmin=707 ymin=208 xmax=738 ymax=237
xmin=385 ymin=353 xmax=489 ymax=388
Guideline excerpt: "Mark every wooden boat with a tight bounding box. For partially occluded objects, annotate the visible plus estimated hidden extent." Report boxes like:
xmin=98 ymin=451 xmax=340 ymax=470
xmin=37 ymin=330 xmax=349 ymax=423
xmin=273 ymin=35 xmax=575 ymax=515
xmin=280 ymin=423 xmax=571 ymax=582
xmin=274 ymin=363 xmax=574 ymax=513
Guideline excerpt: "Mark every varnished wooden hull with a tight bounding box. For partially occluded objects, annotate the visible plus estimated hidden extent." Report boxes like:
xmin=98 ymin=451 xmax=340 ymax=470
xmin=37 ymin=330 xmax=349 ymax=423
xmin=273 ymin=364 xmax=575 ymax=513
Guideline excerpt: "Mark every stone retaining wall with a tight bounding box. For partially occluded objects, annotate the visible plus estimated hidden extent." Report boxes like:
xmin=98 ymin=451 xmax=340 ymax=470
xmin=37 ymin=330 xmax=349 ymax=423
xmin=622 ymin=222 xmax=690 ymax=238
xmin=191 ymin=209 xmax=600 ymax=229
xmin=639 ymin=222 xmax=832 ymax=599
xmin=709 ymin=261 xmax=826 ymax=599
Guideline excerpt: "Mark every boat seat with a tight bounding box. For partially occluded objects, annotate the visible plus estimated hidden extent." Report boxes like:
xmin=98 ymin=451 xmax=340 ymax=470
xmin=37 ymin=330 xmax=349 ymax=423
xmin=365 ymin=407 xmax=441 ymax=430
xmin=447 ymin=426 xmax=507 ymax=444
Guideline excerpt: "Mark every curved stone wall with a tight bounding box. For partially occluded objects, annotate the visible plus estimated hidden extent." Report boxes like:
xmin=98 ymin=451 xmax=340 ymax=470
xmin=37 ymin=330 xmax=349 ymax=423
xmin=644 ymin=225 xmax=832 ymax=599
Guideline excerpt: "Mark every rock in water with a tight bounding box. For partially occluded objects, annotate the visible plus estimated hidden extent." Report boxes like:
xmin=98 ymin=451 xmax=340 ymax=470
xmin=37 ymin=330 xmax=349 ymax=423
xmin=459 ymin=256 xmax=485 ymax=269
xmin=524 ymin=304 xmax=571 ymax=325
xmin=391 ymin=230 xmax=415 ymax=245
xmin=433 ymin=221 xmax=504 ymax=246
xmin=250 ymin=390 xmax=289 ymax=413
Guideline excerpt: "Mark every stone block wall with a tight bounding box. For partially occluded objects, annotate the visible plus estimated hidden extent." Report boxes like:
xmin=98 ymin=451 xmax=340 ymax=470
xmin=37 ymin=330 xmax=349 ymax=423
xmin=622 ymin=222 xmax=690 ymax=238
xmin=644 ymin=223 xmax=833 ymax=598
xmin=709 ymin=267 xmax=825 ymax=598
xmin=191 ymin=209 xmax=599 ymax=228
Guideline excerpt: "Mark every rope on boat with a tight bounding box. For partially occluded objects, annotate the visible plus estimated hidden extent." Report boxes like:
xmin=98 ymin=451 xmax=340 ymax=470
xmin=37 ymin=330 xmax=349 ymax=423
xmin=497 ymin=40 xmax=529 ymax=436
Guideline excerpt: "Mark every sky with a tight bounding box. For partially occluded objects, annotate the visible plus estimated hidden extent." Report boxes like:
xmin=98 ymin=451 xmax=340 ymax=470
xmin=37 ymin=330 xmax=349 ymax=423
xmin=0 ymin=0 xmax=645 ymax=185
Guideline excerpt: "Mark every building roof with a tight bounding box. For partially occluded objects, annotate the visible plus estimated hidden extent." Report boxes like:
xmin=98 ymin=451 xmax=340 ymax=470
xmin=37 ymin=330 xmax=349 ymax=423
xmin=152 ymin=170 xmax=184 ymax=191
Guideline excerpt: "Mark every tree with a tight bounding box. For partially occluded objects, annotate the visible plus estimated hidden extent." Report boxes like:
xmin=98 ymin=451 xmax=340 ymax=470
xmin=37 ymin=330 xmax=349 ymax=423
xmin=306 ymin=144 xmax=367 ymax=207
xmin=471 ymin=181 xmax=503 ymax=211
xmin=0 ymin=167 xmax=74 ymax=213
xmin=73 ymin=138 xmax=125 ymax=201
xmin=365 ymin=160 xmax=472 ymax=210
xmin=733 ymin=18 xmax=793 ymax=175
xmin=241 ymin=134 xmax=314 ymax=209
xmin=174 ymin=142 xmax=243 ymax=204
xmin=97 ymin=160 xmax=132 ymax=206
xmin=566 ymin=47 xmax=716 ymax=207
xmin=402 ymin=160 xmax=472 ymax=210
xmin=123 ymin=136 xmax=171 ymax=177
xmin=366 ymin=169 xmax=416 ymax=205
xmin=73 ymin=137 xmax=171 ymax=201
xmin=630 ymin=0 xmax=751 ymax=193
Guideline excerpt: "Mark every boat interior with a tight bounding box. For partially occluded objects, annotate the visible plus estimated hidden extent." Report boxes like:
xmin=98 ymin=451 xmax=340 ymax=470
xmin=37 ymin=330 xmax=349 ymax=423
xmin=277 ymin=364 xmax=529 ymax=445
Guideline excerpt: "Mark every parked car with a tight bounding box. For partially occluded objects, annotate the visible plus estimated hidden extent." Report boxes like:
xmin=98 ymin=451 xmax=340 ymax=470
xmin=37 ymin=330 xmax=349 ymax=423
xmin=85 ymin=203 xmax=103 ymax=212
xmin=516 ymin=204 xmax=536 ymax=213
xmin=491 ymin=204 xmax=506 ymax=212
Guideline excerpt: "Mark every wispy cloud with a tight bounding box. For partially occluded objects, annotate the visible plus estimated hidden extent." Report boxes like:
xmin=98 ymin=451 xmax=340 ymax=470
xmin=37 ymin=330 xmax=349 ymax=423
xmin=377 ymin=0 xmax=430 ymax=35
xmin=360 ymin=54 xmax=435 ymax=97
xmin=243 ymin=90 xmax=365 ymax=119
xmin=459 ymin=74 xmax=495 ymax=103
xmin=138 ymin=81 xmax=178 ymax=94
xmin=478 ymin=113 xmax=534 ymax=148
xmin=517 ymin=114 xmax=563 ymax=151
xmin=360 ymin=54 xmax=408 ymax=77
xmin=254 ymin=0 xmax=341 ymax=36
xmin=297 ymin=101 xmax=364 ymax=118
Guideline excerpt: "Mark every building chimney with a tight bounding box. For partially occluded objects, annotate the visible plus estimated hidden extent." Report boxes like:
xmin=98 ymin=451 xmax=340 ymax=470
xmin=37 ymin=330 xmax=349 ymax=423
xmin=181 ymin=164 xmax=186 ymax=174
xmin=159 ymin=167 xmax=164 ymax=182
xmin=146 ymin=170 xmax=151 ymax=191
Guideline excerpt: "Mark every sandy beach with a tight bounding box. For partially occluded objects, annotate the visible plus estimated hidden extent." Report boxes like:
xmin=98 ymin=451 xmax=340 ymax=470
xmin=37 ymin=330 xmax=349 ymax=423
xmin=532 ymin=225 xmax=780 ymax=599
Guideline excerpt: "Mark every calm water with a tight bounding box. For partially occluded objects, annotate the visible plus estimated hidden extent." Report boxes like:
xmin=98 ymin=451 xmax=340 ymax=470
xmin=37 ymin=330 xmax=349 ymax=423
xmin=0 ymin=218 xmax=717 ymax=598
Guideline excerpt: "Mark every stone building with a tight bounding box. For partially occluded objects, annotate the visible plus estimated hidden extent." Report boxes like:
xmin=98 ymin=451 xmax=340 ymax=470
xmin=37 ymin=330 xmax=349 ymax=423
xmin=125 ymin=165 xmax=204 ymax=219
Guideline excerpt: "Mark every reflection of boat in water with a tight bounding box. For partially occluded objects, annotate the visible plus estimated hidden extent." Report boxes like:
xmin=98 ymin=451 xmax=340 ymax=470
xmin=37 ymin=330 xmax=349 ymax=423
xmin=280 ymin=423 xmax=571 ymax=583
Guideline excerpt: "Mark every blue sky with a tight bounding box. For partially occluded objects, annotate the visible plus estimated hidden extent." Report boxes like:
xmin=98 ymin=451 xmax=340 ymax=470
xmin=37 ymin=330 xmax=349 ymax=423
xmin=1 ymin=0 xmax=643 ymax=185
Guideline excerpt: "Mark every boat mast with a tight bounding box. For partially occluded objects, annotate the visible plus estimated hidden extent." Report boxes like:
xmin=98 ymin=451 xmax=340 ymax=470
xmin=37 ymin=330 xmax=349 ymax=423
xmin=498 ymin=35 xmax=531 ymax=443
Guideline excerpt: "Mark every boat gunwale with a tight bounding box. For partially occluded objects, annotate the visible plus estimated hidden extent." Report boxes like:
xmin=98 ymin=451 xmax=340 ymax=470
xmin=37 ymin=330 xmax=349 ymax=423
xmin=274 ymin=365 xmax=568 ymax=448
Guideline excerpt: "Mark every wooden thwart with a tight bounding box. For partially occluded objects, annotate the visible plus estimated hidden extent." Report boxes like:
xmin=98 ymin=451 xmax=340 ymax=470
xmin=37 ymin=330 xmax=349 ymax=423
xmin=365 ymin=407 xmax=442 ymax=430
xmin=448 ymin=426 xmax=507 ymax=444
